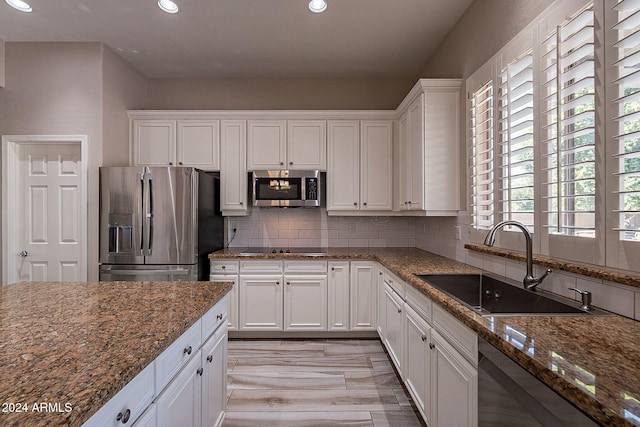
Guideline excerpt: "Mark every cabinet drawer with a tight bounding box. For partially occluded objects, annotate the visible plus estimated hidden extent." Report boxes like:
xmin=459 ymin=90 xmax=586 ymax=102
xmin=202 ymin=296 xmax=228 ymax=342
xmin=383 ymin=270 xmax=404 ymax=298
xmin=240 ymin=260 xmax=283 ymax=274
xmin=405 ymin=284 xmax=432 ymax=323
xmin=155 ymin=319 xmax=202 ymax=392
xmin=284 ymin=260 xmax=327 ymax=274
xmin=432 ymin=303 xmax=477 ymax=365
xmin=82 ymin=362 xmax=155 ymax=427
xmin=210 ymin=260 xmax=239 ymax=274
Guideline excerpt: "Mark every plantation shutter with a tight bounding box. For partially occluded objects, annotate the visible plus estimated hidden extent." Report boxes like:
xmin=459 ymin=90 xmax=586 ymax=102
xmin=543 ymin=4 xmax=596 ymax=238
xmin=470 ymin=81 xmax=495 ymax=230
xmin=498 ymin=50 xmax=535 ymax=231
xmin=612 ymin=0 xmax=640 ymax=242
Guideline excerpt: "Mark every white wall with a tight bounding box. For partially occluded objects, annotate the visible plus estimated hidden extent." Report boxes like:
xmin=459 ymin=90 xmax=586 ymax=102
xmin=0 ymin=42 xmax=147 ymax=282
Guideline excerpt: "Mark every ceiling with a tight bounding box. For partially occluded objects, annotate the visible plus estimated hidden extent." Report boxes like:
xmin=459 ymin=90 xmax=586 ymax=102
xmin=0 ymin=0 xmax=474 ymax=79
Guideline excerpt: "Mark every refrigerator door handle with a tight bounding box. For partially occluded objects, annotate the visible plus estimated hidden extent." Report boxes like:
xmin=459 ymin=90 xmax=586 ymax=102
xmin=148 ymin=170 xmax=154 ymax=255
xmin=139 ymin=171 xmax=146 ymax=256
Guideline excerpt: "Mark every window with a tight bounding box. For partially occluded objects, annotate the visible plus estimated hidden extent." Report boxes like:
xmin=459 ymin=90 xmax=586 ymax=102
xmin=498 ymin=51 xmax=535 ymax=230
xmin=612 ymin=0 xmax=640 ymax=242
xmin=543 ymin=5 xmax=596 ymax=238
xmin=470 ymin=80 xmax=495 ymax=230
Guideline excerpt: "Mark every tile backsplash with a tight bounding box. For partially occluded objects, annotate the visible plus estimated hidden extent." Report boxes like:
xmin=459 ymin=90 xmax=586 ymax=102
xmin=227 ymin=209 xmax=416 ymax=248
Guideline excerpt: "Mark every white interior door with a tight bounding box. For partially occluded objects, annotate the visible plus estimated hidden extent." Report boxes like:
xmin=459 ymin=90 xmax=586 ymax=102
xmin=5 ymin=141 xmax=85 ymax=283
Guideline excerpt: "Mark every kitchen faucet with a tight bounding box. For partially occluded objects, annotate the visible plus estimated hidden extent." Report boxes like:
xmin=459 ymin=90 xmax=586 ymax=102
xmin=483 ymin=220 xmax=552 ymax=291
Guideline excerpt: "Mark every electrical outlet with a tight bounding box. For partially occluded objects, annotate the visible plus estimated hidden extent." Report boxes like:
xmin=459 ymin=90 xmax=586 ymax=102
xmin=454 ymin=226 xmax=462 ymax=240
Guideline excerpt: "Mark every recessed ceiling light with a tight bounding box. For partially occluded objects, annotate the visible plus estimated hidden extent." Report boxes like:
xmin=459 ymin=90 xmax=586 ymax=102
xmin=308 ymin=0 xmax=327 ymax=13
xmin=5 ymin=0 xmax=32 ymax=13
xmin=158 ymin=0 xmax=179 ymax=14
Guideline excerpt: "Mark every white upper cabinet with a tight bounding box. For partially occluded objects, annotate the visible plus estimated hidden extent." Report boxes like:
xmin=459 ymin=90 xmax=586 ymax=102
xmin=132 ymin=119 xmax=220 ymax=170
xmin=177 ymin=121 xmax=220 ymax=170
xmin=396 ymin=79 xmax=461 ymax=215
xmin=326 ymin=120 xmax=393 ymax=212
xmin=247 ymin=120 xmax=326 ymax=170
xmin=220 ymin=120 xmax=248 ymax=215
xmin=247 ymin=120 xmax=287 ymax=169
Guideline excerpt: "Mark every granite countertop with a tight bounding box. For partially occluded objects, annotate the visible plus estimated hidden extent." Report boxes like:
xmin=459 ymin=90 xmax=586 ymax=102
xmin=0 ymin=280 xmax=232 ymax=427
xmin=211 ymin=247 xmax=640 ymax=426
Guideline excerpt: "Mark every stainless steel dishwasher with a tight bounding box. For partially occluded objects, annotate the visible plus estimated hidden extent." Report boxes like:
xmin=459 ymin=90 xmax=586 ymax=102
xmin=478 ymin=337 xmax=599 ymax=426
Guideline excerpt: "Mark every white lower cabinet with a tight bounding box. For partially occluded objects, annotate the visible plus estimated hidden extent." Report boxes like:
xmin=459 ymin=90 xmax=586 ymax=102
xmin=431 ymin=330 xmax=477 ymax=427
xmin=156 ymin=353 xmax=202 ymax=427
xmin=239 ymin=275 xmax=283 ymax=331
xmin=350 ymin=261 xmax=377 ymax=331
xmin=383 ymin=283 xmax=404 ymax=375
xmin=284 ymin=275 xmax=328 ymax=331
xmin=403 ymin=303 xmax=432 ymax=424
xmin=132 ymin=404 xmax=156 ymax=427
xmin=328 ymin=261 xmax=350 ymax=331
xmin=201 ymin=325 xmax=228 ymax=427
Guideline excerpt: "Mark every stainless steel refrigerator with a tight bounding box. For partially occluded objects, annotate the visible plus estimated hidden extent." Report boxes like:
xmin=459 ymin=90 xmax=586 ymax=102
xmin=99 ymin=166 xmax=224 ymax=281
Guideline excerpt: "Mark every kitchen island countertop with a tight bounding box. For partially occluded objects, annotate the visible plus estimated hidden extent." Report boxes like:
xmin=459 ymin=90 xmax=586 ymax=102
xmin=0 ymin=280 xmax=232 ymax=427
xmin=211 ymin=247 xmax=640 ymax=426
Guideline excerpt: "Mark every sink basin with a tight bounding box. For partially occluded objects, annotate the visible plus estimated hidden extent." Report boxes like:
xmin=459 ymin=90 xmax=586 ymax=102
xmin=415 ymin=273 xmax=610 ymax=316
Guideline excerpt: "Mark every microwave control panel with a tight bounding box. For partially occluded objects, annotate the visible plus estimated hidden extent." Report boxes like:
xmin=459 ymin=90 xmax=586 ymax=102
xmin=305 ymin=177 xmax=318 ymax=201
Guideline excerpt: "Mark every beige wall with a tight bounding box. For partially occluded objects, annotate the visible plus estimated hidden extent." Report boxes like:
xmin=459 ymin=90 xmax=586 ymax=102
xmin=0 ymin=39 xmax=5 ymax=88
xmin=147 ymin=77 xmax=415 ymax=110
xmin=102 ymin=46 xmax=148 ymax=166
xmin=0 ymin=42 xmax=147 ymax=282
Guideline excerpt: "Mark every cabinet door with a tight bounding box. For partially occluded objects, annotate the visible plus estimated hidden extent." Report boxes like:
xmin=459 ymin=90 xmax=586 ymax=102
xmin=156 ymin=354 xmax=202 ymax=427
xmin=132 ymin=404 xmax=156 ymax=427
xmin=177 ymin=120 xmax=220 ymax=170
xmin=384 ymin=284 xmax=404 ymax=376
xmin=201 ymin=326 xmax=227 ymax=427
xmin=407 ymin=94 xmax=425 ymax=210
xmin=238 ymin=275 xmax=283 ymax=331
xmin=404 ymin=304 xmax=432 ymax=424
xmin=247 ymin=120 xmax=286 ymax=169
xmin=287 ymin=120 xmax=326 ymax=170
xmin=350 ymin=261 xmax=376 ymax=331
xmin=327 ymin=121 xmax=360 ymax=211
xmin=220 ymin=120 xmax=248 ymax=214
xmin=133 ymin=120 xmax=176 ymax=166
xmin=210 ymin=275 xmax=238 ymax=331
xmin=398 ymin=111 xmax=412 ymax=211
xmin=284 ymin=275 xmax=328 ymax=331
xmin=328 ymin=261 xmax=350 ymax=331
xmin=360 ymin=121 xmax=393 ymax=211
xmin=431 ymin=330 xmax=478 ymax=427
xmin=376 ymin=268 xmax=386 ymax=338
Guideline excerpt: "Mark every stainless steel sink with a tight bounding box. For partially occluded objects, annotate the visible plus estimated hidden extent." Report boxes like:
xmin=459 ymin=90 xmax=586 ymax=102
xmin=415 ymin=273 xmax=610 ymax=316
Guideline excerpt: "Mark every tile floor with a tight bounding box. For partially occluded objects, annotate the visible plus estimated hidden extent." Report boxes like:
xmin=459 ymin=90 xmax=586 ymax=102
xmin=222 ymin=339 xmax=425 ymax=427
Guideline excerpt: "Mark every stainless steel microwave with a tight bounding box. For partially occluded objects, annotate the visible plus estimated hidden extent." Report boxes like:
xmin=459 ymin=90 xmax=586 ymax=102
xmin=252 ymin=170 xmax=324 ymax=207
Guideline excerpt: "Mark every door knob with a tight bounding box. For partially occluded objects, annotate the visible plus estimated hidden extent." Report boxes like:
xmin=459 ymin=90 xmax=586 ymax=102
xmin=19 ymin=251 xmax=28 ymax=257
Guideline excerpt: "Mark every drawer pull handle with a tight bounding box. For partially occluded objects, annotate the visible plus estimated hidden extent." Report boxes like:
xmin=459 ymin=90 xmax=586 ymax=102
xmin=207 ymin=355 xmax=213 ymax=363
xmin=216 ymin=313 xmax=224 ymax=320
xmin=421 ymin=335 xmax=427 ymax=342
xmin=197 ymin=368 xmax=204 ymax=376
xmin=221 ymin=265 xmax=226 ymax=269
xmin=184 ymin=346 xmax=192 ymax=355
xmin=397 ymin=308 xmax=402 ymax=313
xmin=116 ymin=408 xmax=131 ymax=424
xmin=429 ymin=343 xmax=435 ymax=350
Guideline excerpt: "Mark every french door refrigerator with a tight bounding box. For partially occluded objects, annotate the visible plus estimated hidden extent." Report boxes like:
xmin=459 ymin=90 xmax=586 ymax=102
xmin=99 ymin=166 xmax=223 ymax=281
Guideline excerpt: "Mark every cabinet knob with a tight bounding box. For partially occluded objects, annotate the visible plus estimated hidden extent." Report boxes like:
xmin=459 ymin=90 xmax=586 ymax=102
xmin=363 ymin=202 xmax=367 ymax=206
xmin=429 ymin=343 xmax=435 ymax=350
xmin=397 ymin=308 xmax=402 ymax=313
xmin=331 ymin=267 xmax=335 ymax=271
xmin=184 ymin=346 xmax=192 ymax=355
xmin=276 ymin=281 xmax=280 ymax=285
xmin=179 ymin=161 xmax=183 ymax=165
xmin=197 ymin=368 xmax=204 ymax=376
xmin=379 ymin=271 xmax=383 ymax=276
xmin=221 ymin=265 xmax=226 ymax=269
xmin=116 ymin=408 xmax=131 ymax=424
xmin=169 ymin=162 xmax=173 ymax=165
xmin=280 ymin=162 xmax=284 ymax=165
xmin=240 ymin=201 xmax=244 ymax=205
xmin=216 ymin=313 xmax=224 ymax=320
xmin=421 ymin=334 xmax=427 ymax=342
xmin=289 ymin=161 xmax=293 ymax=165
xmin=353 ymin=202 xmax=358 ymax=206
xmin=207 ymin=355 xmax=213 ymax=363
xmin=287 ymin=281 xmax=291 ymax=285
